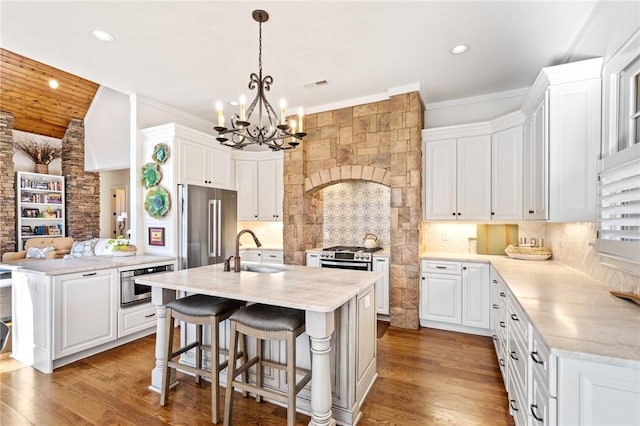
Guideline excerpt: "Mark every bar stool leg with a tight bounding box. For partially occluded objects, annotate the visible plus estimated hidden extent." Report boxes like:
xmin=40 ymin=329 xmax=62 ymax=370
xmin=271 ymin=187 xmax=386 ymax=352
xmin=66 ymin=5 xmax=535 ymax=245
xmin=255 ymin=336 xmax=263 ymax=403
xmin=211 ymin=317 xmax=221 ymax=423
xmin=239 ymin=332 xmax=249 ymax=398
xmin=223 ymin=321 xmax=239 ymax=426
xmin=160 ymin=308 xmax=175 ymax=406
xmin=287 ymin=333 xmax=296 ymax=426
xmin=195 ymin=324 xmax=203 ymax=384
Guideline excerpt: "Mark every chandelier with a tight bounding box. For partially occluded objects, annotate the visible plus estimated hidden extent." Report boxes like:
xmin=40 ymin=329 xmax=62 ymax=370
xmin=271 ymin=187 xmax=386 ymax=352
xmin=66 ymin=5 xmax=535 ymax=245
xmin=214 ymin=10 xmax=305 ymax=151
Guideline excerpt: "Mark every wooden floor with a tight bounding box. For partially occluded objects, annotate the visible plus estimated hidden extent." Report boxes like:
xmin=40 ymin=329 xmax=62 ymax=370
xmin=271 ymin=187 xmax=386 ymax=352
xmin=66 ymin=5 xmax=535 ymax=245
xmin=0 ymin=324 xmax=514 ymax=425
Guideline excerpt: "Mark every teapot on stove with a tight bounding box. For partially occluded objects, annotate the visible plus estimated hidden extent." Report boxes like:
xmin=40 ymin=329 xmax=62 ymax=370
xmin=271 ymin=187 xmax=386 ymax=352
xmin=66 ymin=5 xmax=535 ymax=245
xmin=363 ymin=233 xmax=378 ymax=249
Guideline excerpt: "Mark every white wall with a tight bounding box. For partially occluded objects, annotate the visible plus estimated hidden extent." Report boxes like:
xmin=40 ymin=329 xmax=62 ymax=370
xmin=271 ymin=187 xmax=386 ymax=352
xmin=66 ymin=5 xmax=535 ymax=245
xmin=84 ymin=86 xmax=131 ymax=171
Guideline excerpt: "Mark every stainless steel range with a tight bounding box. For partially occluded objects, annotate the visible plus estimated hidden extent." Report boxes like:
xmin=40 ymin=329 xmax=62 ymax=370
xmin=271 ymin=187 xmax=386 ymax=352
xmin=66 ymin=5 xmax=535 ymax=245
xmin=320 ymin=246 xmax=383 ymax=271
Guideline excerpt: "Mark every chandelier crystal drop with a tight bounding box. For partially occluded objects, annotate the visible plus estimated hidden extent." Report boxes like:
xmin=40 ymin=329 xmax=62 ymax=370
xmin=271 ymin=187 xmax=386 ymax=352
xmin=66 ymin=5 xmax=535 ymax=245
xmin=214 ymin=10 xmax=305 ymax=151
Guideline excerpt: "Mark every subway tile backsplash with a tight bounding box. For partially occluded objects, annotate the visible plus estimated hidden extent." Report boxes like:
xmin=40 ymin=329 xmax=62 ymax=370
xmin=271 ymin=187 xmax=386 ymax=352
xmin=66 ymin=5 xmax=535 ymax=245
xmin=323 ymin=182 xmax=391 ymax=248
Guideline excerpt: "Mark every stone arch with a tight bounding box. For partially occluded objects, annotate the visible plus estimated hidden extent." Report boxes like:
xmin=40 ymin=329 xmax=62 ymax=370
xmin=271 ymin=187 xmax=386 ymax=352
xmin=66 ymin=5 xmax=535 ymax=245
xmin=304 ymin=165 xmax=390 ymax=193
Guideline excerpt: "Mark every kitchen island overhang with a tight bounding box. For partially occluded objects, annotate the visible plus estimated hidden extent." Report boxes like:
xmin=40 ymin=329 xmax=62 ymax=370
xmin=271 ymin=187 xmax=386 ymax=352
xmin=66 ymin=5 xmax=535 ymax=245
xmin=137 ymin=262 xmax=381 ymax=426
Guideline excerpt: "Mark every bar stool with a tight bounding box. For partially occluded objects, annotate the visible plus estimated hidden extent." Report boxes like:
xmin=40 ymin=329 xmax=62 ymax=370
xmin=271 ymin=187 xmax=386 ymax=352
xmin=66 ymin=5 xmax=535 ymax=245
xmin=160 ymin=294 xmax=246 ymax=424
xmin=224 ymin=304 xmax=312 ymax=426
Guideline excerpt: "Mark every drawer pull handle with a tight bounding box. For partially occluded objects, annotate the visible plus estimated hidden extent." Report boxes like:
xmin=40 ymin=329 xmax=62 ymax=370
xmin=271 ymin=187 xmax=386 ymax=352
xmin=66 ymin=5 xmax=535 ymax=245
xmin=435 ymin=266 xmax=447 ymax=269
xmin=510 ymin=313 xmax=519 ymax=321
xmin=500 ymin=292 xmax=506 ymax=297
xmin=83 ymin=272 xmax=97 ymax=277
xmin=530 ymin=404 xmax=544 ymax=422
xmin=499 ymin=358 xmax=505 ymax=367
xmin=509 ymin=399 xmax=518 ymax=412
xmin=492 ymin=279 xmax=498 ymax=283
xmin=510 ymin=351 xmax=519 ymax=361
xmin=492 ymin=334 xmax=498 ymax=341
xmin=530 ymin=351 xmax=544 ymax=365
xmin=492 ymin=303 xmax=499 ymax=309
xmin=144 ymin=313 xmax=156 ymax=318
xmin=499 ymin=321 xmax=506 ymax=328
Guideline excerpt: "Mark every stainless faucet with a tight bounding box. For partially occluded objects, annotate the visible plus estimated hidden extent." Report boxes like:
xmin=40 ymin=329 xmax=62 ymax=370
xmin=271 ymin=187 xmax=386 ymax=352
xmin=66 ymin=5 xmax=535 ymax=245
xmin=234 ymin=229 xmax=262 ymax=272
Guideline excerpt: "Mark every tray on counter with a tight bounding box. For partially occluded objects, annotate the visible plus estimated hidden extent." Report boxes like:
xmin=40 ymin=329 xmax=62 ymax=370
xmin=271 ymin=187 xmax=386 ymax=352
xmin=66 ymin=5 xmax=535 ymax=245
xmin=610 ymin=291 xmax=640 ymax=306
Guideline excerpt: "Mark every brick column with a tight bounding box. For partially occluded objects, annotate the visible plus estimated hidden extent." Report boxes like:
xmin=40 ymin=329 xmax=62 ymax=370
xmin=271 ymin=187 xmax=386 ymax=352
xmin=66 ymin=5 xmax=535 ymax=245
xmin=61 ymin=119 xmax=100 ymax=239
xmin=0 ymin=111 xmax=16 ymax=255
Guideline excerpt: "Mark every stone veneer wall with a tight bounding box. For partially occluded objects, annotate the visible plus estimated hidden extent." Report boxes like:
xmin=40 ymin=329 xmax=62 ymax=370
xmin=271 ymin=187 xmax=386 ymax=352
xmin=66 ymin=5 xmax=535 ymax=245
xmin=0 ymin=111 xmax=16 ymax=255
xmin=284 ymin=92 xmax=424 ymax=329
xmin=61 ymin=119 xmax=100 ymax=239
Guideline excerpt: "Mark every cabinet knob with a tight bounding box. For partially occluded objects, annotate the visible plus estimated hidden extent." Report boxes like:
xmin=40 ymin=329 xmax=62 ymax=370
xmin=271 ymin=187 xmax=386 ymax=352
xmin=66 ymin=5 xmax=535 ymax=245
xmin=452 ymin=212 xmax=456 ymax=216
xmin=491 ymin=212 xmax=495 ymax=215
xmin=462 ymin=266 xmax=467 ymax=270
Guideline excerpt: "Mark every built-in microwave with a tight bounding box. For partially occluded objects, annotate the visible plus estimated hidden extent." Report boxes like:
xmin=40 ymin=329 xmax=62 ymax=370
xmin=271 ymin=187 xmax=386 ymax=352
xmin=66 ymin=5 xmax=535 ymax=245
xmin=120 ymin=264 xmax=173 ymax=308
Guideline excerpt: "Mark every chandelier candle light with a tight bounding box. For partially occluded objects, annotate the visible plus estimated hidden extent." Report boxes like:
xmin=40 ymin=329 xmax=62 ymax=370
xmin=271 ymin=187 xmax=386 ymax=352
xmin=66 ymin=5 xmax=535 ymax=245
xmin=214 ymin=10 xmax=305 ymax=151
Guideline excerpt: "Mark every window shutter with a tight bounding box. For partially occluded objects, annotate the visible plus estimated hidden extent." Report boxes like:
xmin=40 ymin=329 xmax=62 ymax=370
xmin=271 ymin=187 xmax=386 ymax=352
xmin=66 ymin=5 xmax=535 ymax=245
xmin=598 ymin=143 xmax=640 ymax=275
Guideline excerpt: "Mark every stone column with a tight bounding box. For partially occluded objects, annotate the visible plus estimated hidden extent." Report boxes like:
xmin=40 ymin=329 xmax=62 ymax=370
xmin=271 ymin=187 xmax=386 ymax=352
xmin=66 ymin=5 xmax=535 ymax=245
xmin=61 ymin=119 xmax=100 ymax=239
xmin=0 ymin=111 xmax=16 ymax=255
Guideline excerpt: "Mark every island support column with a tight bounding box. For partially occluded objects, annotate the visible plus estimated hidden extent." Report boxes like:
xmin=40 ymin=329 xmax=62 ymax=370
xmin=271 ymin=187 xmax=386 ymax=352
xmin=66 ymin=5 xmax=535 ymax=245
xmin=149 ymin=287 xmax=178 ymax=392
xmin=305 ymin=310 xmax=336 ymax=426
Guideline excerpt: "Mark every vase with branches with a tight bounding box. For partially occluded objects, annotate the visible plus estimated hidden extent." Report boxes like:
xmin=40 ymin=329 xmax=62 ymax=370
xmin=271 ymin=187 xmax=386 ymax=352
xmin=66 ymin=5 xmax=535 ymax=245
xmin=14 ymin=134 xmax=61 ymax=174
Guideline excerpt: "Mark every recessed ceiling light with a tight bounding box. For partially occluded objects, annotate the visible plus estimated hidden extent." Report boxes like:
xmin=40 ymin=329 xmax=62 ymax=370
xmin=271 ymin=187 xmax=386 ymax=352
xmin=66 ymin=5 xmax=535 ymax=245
xmin=48 ymin=79 xmax=59 ymax=89
xmin=90 ymin=29 xmax=115 ymax=42
xmin=450 ymin=44 xmax=469 ymax=55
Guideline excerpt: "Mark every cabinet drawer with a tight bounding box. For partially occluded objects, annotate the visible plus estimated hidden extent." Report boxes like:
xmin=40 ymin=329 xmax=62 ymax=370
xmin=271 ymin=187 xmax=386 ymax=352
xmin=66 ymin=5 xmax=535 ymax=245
xmin=508 ymin=296 xmax=528 ymax=342
xmin=422 ymin=260 xmax=462 ymax=275
xmin=531 ymin=371 xmax=557 ymax=426
xmin=531 ymin=328 xmax=557 ymax=397
xmin=508 ymin=323 xmax=528 ymax=388
xmin=118 ymin=304 xmax=157 ymax=338
xmin=508 ymin=368 xmax=528 ymax=426
xmin=261 ymin=250 xmax=283 ymax=264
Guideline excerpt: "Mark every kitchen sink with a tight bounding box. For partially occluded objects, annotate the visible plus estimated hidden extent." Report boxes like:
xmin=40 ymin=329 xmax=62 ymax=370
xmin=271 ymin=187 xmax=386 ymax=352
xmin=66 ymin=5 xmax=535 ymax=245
xmin=240 ymin=264 xmax=284 ymax=274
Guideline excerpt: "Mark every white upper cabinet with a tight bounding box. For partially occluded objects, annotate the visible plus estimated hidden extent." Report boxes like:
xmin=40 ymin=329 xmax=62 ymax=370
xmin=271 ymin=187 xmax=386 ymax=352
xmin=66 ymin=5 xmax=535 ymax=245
xmin=492 ymin=125 xmax=523 ymax=220
xmin=257 ymin=158 xmax=283 ymax=221
xmin=179 ymin=138 xmax=233 ymax=189
xmin=235 ymin=160 xmax=259 ymax=220
xmin=423 ymin=124 xmax=492 ymax=221
xmin=233 ymin=151 xmax=283 ymax=222
xmin=521 ymin=57 xmax=603 ymax=222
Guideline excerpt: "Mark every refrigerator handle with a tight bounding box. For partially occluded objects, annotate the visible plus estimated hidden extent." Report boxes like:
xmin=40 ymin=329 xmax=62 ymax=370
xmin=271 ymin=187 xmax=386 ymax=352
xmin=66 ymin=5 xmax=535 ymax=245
xmin=209 ymin=200 xmax=217 ymax=257
xmin=217 ymin=199 xmax=222 ymax=255
xmin=178 ymin=185 xmax=188 ymax=270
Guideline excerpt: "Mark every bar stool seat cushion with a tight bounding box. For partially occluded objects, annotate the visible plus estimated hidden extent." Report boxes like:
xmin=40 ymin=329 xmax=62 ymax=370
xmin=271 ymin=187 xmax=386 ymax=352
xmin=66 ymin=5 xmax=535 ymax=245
xmin=166 ymin=294 xmax=244 ymax=317
xmin=230 ymin=304 xmax=304 ymax=332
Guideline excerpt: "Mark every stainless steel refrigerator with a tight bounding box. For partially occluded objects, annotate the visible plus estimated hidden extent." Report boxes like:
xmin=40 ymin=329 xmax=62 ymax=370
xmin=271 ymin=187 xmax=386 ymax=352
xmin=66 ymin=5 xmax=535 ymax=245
xmin=177 ymin=184 xmax=237 ymax=270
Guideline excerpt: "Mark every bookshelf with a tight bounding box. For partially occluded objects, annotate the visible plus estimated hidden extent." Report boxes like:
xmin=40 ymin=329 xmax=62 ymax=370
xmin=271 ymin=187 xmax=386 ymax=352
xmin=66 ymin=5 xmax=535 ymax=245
xmin=16 ymin=171 xmax=66 ymax=251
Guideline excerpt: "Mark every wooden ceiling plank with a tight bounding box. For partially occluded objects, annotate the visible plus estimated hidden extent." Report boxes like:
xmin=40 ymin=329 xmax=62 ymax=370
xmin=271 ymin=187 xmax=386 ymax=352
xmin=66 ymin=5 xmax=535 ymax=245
xmin=1 ymin=62 xmax=99 ymax=98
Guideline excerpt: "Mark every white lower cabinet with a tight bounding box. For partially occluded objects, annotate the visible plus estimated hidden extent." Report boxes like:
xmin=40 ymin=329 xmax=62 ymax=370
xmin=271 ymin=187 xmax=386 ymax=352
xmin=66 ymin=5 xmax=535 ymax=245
xmin=373 ymin=256 xmax=390 ymax=315
xmin=118 ymin=302 xmax=157 ymax=338
xmin=306 ymin=252 xmax=320 ymax=267
xmin=420 ymin=260 xmax=490 ymax=334
xmin=54 ymin=269 xmax=118 ymax=359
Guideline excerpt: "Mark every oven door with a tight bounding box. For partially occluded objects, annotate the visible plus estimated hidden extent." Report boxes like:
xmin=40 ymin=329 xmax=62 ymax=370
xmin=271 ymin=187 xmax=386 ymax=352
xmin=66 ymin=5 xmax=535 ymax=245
xmin=320 ymin=259 xmax=372 ymax=271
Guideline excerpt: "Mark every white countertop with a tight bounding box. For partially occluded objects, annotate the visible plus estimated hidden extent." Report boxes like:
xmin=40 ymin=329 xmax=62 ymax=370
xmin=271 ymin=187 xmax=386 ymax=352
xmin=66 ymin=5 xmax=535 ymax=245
xmin=1 ymin=254 xmax=176 ymax=276
xmin=423 ymin=252 xmax=640 ymax=367
xmin=137 ymin=262 xmax=380 ymax=313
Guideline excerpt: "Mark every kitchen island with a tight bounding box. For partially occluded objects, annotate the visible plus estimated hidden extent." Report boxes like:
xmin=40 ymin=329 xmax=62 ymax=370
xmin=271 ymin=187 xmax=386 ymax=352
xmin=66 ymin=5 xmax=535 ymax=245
xmin=137 ymin=262 xmax=381 ymax=426
xmin=3 ymin=255 xmax=176 ymax=373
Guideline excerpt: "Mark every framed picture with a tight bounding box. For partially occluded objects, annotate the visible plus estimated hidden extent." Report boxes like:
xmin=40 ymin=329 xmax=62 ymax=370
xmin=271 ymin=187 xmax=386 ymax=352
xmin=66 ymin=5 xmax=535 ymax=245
xmin=47 ymin=225 xmax=61 ymax=235
xmin=148 ymin=227 xmax=165 ymax=246
xmin=22 ymin=208 xmax=39 ymax=218
xmin=21 ymin=225 xmax=33 ymax=234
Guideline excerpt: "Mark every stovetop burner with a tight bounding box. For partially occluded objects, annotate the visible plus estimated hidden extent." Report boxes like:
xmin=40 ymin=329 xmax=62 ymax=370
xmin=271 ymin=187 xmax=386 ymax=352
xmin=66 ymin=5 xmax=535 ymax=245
xmin=323 ymin=245 xmax=383 ymax=253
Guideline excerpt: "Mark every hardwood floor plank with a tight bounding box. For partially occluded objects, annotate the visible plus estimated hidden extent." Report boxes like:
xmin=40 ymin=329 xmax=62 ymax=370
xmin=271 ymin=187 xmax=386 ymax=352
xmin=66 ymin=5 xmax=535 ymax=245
xmin=0 ymin=324 xmax=514 ymax=425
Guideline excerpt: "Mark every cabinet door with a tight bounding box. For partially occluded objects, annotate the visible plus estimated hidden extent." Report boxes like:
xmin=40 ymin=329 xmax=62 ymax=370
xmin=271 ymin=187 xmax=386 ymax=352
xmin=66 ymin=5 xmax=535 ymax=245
xmin=420 ymin=273 xmax=461 ymax=324
xmin=457 ymin=135 xmax=491 ymax=221
xmin=178 ymin=139 xmax=208 ymax=186
xmin=207 ymin=145 xmax=233 ymax=189
xmin=424 ymin=139 xmax=457 ymax=220
xmin=306 ymin=253 xmax=320 ymax=267
xmin=491 ymin=126 xmax=523 ymax=220
xmin=258 ymin=159 xmax=280 ymax=220
xmin=461 ymin=263 xmax=490 ymax=329
xmin=356 ymin=286 xmax=376 ymax=401
xmin=524 ymin=95 xmax=548 ymax=220
xmin=235 ymin=160 xmax=258 ymax=220
xmin=373 ymin=257 xmax=389 ymax=315
xmin=548 ymin=79 xmax=600 ymax=222
xmin=54 ymin=269 xmax=118 ymax=359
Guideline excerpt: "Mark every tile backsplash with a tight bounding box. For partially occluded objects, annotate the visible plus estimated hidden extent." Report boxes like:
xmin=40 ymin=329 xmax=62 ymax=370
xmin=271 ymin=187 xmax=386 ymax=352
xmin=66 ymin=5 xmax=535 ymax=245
xmin=323 ymin=182 xmax=391 ymax=247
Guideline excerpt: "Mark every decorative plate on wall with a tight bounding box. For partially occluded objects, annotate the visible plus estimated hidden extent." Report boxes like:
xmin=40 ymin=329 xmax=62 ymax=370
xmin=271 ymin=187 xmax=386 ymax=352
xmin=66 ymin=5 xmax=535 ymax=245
xmin=144 ymin=186 xmax=171 ymax=218
xmin=152 ymin=143 xmax=169 ymax=164
xmin=141 ymin=162 xmax=162 ymax=189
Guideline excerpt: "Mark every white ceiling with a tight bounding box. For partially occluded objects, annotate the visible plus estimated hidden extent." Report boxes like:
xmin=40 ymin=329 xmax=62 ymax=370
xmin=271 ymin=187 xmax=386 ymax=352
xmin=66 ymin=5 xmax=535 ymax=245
xmin=1 ymin=1 xmax=602 ymax=121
